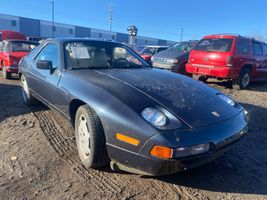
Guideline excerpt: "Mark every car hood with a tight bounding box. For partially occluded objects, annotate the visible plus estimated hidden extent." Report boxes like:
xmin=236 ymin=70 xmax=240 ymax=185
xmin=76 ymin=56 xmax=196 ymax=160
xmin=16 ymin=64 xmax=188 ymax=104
xmin=153 ymin=50 xmax=188 ymax=60
xmin=96 ymin=68 xmax=242 ymax=128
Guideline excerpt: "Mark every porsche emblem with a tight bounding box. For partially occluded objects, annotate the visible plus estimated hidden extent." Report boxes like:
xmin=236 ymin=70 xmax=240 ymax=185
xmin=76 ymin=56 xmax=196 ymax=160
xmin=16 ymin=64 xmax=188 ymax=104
xmin=203 ymin=57 xmax=209 ymax=62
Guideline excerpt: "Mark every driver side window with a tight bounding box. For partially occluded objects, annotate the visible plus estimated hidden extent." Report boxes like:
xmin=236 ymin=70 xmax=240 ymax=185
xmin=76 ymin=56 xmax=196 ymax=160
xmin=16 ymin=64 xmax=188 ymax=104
xmin=113 ymin=47 xmax=141 ymax=66
xmin=36 ymin=44 xmax=59 ymax=68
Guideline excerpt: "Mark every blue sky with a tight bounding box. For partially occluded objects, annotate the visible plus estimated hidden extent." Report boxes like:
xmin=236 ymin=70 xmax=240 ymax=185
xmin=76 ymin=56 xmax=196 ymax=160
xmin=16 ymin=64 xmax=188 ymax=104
xmin=0 ymin=0 xmax=266 ymax=41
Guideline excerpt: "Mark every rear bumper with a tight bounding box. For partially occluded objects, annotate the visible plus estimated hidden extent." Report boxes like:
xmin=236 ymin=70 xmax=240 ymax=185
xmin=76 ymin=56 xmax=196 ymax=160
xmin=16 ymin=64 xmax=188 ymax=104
xmin=5 ymin=66 xmax=18 ymax=73
xmin=186 ymin=63 xmax=240 ymax=79
xmin=107 ymin=111 xmax=248 ymax=176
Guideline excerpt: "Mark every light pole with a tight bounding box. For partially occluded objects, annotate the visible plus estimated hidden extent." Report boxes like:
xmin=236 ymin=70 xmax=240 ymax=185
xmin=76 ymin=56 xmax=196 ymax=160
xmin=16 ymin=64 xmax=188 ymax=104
xmin=109 ymin=4 xmax=114 ymax=32
xmin=180 ymin=27 xmax=183 ymax=42
xmin=51 ymin=1 xmax=55 ymax=37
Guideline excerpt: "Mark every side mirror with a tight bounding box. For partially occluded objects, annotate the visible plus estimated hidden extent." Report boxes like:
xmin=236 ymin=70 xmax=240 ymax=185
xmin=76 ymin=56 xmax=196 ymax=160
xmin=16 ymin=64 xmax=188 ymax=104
xmin=36 ymin=60 xmax=54 ymax=74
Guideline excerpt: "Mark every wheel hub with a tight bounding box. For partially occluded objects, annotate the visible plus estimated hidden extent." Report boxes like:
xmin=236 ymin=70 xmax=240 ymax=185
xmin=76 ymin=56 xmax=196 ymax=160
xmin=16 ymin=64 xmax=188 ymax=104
xmin=242 ymin=73 xmax=250 ymax=87
xmin=78 ymin=115 xmax=90 ymax=158
xmin=21 ymin=76 xmax=29 ymax=100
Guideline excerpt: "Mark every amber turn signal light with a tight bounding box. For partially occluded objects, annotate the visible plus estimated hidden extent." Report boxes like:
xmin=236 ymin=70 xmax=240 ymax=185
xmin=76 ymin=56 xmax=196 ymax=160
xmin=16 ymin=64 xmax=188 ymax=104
xmin=116 ymin=133 xmax=140 ymax=146
xmin=150 ymin=145 xmax=173 ymax=159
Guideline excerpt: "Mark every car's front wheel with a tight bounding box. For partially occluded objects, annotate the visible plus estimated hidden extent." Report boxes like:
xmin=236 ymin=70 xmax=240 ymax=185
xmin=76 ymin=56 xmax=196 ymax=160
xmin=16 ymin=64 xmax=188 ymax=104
xmin=75 ymin=105 xmax=109 ymax=169
xmin=21 ymin=74 xmax=37 ymax=105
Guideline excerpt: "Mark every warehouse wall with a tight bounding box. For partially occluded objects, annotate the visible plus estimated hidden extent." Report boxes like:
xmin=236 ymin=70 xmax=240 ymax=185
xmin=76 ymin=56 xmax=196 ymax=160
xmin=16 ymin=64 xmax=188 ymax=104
xmin=19 ymin=17 xmax=40 ymax=37
xmin=0 ymin=14 xmax=20 ymax=32
xmin=40 ymin=21 xmax=75 ymax=38
xmin=75 ymin=26 xmax=91 ymax=38
xmin=91 ymin=29 xmax=116 ymax=40
xmin=116 ymin=33 xmax=128 ymax=43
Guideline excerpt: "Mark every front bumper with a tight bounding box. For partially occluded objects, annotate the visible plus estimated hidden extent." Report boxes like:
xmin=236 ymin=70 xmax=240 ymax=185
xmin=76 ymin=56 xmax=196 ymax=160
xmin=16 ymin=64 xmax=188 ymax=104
xmin=186 ymin=63 xmax=240 ymax=79
xmin=107 ymin=111 xmax=248 ymax=176
xmin=152 ymin=62 xmax=184 ymax=73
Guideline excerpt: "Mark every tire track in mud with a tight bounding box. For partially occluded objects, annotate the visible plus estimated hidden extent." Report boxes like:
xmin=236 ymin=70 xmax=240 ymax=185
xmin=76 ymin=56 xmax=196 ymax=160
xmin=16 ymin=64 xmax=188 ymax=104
xmin=32 ymin=108 xmax=204 ymax=200
xmin=33 ymin=109 xmax=124 ymax=197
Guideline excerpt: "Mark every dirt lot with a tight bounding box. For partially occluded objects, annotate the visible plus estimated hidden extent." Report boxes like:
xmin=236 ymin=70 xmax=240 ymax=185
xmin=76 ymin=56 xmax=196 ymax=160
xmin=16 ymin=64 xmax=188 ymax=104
xmin=0 ymin=74 xmax=267 ymax=200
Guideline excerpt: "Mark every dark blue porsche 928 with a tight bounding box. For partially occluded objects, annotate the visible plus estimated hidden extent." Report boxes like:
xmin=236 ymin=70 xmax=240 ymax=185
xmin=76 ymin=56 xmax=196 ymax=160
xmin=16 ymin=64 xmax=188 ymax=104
xmin=19 ymin=38 xmax=248 ymax=176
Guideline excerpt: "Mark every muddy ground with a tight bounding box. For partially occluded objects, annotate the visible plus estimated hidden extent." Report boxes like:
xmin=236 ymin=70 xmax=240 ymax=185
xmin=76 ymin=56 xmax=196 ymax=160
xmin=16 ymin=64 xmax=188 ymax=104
xmin=0 ymin=74 xmax=266 ymax=200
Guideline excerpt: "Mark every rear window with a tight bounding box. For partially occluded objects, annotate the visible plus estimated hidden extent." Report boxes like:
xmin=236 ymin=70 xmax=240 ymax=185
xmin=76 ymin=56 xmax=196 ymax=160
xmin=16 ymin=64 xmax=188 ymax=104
xmin=194 ymin=38 xmax=233 ymax=52
xmin=167 ymin=42 xmax=195 ymax=52
xmin=11 ymin=41 xmax=37 ymax=52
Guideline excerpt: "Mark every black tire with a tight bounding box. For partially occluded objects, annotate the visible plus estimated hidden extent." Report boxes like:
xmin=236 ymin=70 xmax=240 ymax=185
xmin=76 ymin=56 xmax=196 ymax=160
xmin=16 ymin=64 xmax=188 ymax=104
xmin=198 ymin=75 xmax=208 ymax=83
xmin=175 ymin=63 xmax=192 ymax=77
xmin=20 ymin=74 xmax=37 ymax=105
xmin=75 ymin=105 xmax=109 ymax=169
xmin=234 ymin=68 xmax=251 ymax=90
xmin=3 ymin=67 xmax=11 ymax=79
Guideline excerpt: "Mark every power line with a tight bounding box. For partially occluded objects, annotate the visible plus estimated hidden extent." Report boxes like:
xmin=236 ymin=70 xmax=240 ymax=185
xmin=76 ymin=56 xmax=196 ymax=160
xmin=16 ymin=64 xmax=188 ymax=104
xmin=109 ymin=4 xmax=114 ymax=32
xmin=180 ymin=27 xmax=183 ymax=42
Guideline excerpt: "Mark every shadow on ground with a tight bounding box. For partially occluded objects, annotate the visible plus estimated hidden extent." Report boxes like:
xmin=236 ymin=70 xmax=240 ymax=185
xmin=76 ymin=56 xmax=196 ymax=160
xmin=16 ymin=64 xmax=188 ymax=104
xmin=0 ymin=83 xmax=46 ymax=123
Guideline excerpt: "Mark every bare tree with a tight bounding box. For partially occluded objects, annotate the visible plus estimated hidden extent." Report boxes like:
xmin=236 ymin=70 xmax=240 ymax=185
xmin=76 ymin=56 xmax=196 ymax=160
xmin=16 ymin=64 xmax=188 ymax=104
xmin=251 ymin=33 xmax=266 ymax=42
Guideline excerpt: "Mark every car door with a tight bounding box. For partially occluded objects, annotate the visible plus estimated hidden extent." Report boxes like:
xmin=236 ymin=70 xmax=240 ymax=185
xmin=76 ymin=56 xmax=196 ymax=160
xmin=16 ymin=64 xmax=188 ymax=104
xmin=252 ymin=41 xmax=265 ymax=78
xmin=235 ymin=38 xmax=252 ymax=72
xmin=28 ymin=42 xmax=65 ymax=111
xmin=261 ymin=43 xmax=267 ymax=78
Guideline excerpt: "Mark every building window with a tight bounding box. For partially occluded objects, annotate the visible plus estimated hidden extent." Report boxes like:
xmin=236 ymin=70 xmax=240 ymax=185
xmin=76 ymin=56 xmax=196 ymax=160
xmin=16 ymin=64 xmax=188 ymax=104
xmin=11 ymin=20 xmax=16 ymax=26
xmin=112 ymin=35 xmax=115 ymax=40
xmin=99 ymin=33 xmax=102 ymax=38
xmin=69 ymin=29 xmax=73 ymax=34
xmin=53 ymin=26 xmax=56 ymax=32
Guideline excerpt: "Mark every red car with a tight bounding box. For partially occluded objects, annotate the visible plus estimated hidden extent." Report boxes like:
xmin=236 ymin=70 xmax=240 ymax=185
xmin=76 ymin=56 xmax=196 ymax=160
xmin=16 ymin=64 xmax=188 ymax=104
xmin=140 ymin=46 xmax=169 ymax=61
xmin=0 ymin=30 xmax=26 ymax=41
xmin=0 ymin=39 xmax=38 ymax=79
xmin=186 ymin=34 xmax=267 ymax=89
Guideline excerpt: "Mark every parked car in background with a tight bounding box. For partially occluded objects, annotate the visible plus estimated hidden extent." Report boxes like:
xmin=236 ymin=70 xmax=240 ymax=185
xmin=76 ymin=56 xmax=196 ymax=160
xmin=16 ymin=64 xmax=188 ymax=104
xmin=186 ymin=34 xmax=267 ymax=89
xmin=139 ymin=45 xmax=169 ymax=61
xmin=0 ymin=39 xmax=38 ymax=79
xmin=27 ymin=36 xmax=43 ymax=43
xmin=0 ymin=30 xmax=26 ymax=41
xmin=19 ymin=38 xmax=248 ymax=176
xmin=151 ymin=40 xmax=198 ymax=75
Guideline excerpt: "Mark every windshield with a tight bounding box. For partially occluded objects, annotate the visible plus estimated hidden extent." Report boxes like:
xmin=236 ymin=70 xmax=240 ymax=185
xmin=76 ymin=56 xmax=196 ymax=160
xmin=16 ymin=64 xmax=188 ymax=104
xmin=194 ymin=38 xmax=233 ymax=52
xmin=64 ymin=41 xmax=148 ymax=69
xmin=141 ymin=47 xmax=168 ymax=55
xmin=11 ymin=41 xmax=38 ymax=52
xmin=167 ymin=42 xmax=195 ymax=52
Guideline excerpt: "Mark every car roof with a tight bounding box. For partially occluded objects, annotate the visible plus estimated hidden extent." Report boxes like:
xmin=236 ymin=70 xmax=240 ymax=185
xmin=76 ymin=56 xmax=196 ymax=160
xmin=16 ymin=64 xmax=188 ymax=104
xmin=204 ymin=34 xmax=264 ymax=43
xmin=3 ymin=39 xmax=38 ymax=43
xmin=174 ymin=40 xmax=199 ymax=44
xmin=45 ymin=37 xmax=121 ymax=44
xmin=145 ymin=45 xmax=169 ymax=48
